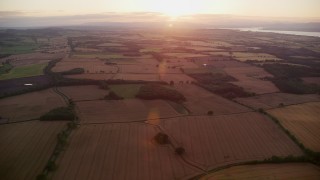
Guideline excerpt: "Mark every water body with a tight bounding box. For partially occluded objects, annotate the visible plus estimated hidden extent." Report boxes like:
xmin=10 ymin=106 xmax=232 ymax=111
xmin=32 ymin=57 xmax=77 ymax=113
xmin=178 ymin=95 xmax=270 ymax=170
xmin=229 ymin=27 xmax=320 ymax=37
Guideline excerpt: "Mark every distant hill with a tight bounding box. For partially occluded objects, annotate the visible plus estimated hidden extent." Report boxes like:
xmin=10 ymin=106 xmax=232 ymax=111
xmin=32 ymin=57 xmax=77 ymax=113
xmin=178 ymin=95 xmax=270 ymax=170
xmin=263 ymin=22 xmax=320 ymax=32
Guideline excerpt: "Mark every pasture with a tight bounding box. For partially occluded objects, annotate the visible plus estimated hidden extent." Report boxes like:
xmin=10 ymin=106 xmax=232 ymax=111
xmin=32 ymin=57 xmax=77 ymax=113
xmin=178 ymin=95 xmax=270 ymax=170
xmin=267 ymin=102 xmax=320 ymax=151
xmin=58 ymin=85 xmax=108 ymax=101
xmin=235 ymin=93 xmax=320 ymax=110
xmin=0 ymin=63 xmax=47 ymax=80
xmin=76 ymin=99 xmax=181 ymax=124
xmin=200 ymin=163 xmax=320 ymax=180
xmin=0 ymin=121 xmax=66 ymax=180
xmin=232 ymin=52 xmax=282 ymax=62
xmin=161 ymin=112 xmax=303 ymax=170
xmin=51 ymin=123 xmax=201 ymax=180
xmin=0 ymin=88 xmax=66 ymax=122
xmin=224 ymin=66 xmax=279 ymax=94
xmin=175 ymin=84 xmax=250 ymax=115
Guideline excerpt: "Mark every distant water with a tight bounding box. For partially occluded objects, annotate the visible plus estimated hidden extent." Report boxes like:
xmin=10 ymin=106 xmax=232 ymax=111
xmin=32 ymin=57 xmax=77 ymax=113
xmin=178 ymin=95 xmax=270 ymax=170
xmin=228 ymin=27 xmax=320 ymax=37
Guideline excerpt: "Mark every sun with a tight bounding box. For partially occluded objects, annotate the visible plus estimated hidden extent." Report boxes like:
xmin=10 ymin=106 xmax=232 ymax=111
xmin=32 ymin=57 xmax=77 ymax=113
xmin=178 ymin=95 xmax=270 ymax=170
xmin=152 ymin=0 xmax=201 ymax=20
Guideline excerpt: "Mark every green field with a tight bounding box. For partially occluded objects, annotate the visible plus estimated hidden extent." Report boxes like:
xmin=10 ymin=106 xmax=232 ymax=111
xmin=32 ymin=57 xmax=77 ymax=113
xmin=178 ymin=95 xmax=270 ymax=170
xmin=73 ymin=53 xmax=152 ymax=59
xmin=0 ymin=63 xmax=13 ymax=75
xmin=109 ymin=84 xmax=142 ymax=98
xmin=0 ymin=63 xmax=47 ymax=80
xmin=0 ymin=39 xmax=39 ymax=55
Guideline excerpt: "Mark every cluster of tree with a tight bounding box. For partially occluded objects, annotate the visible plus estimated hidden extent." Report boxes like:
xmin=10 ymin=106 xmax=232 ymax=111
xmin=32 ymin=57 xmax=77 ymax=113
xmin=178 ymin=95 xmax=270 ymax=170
xmin=196 ymin=82 xmax=253 ymax=99
xmin=188 ymin=73 xmax=237 ymax=84
xmin=188 ymin=73 xmax=252 ymax=99
xmin=154 ymin=132 xmax=169 ymax=145
xmin=136 ymin=84 xmax=186 ymax=102
xmin=60 ymin=68 xmax=85 ymax=75
xmin=104 ymin=91 xmax=123 ymax=100
xmin=250 ymin=45 xmax=320 ymax=59
xmin=263 ymin=63 xmax=320 ymax=94
xmin=40 ymin=106 xmax=75 ymax=121
xmin=0 ymin=61 xmax=13 ymax=75
xmin=263 ymin=63 xmax=320 ymax=78
xmin=271 ymin=78 xmax=320 ymax=94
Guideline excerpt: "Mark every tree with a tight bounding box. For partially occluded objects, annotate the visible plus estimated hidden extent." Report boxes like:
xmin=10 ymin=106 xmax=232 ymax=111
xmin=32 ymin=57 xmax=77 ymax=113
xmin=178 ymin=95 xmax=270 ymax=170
xmin=154 ymin=132 xmax=169 ymax=144
xmin=207 ymin=111 xmax=213 ymax=116
xmin=175 ymin=147 xmax=185 ymax=155
xmin=104 ymin=91 xmax=123 ymax=100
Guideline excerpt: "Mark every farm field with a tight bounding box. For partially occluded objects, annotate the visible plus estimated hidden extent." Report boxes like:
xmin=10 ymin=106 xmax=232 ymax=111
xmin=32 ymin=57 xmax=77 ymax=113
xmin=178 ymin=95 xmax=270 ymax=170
xmin=77 ymin=99 xmax=181 ymax=124
xmin=160 ymin=112 xmax=303 ymax=170
xmin=51 ymin=123 xmax=201 ymax=180
xmin=267 ymin=102 xmax=320 ymax=152
xmin=0 ymin=63 xmax=47 ymax=80
xmin=1 ymin=27 xmax=320 ymax=180
xmin=159 ymin=74 xmax=195 ymax=84
xmin=235 ymin=93 xmax=320 ymax=110
xmin=113 ymin=73 xmax=160 ymax=81
xmin=175 ymin=84 xmax=250 ymax=115
xmin=2 ymin=52 xmax=65 ymax=65
xmin=200 ymin=163 xmax=320 ymax=180
xmin=118 ymin=64 xmax=158 ymax=74
xmin=224 ymin=66 xmax=279 ymax=94
xmin=52 ymin=60 xmax=117 ymax=73
xmin=0 ymin=88 xmax=66 ymax=122
xmin=164 ymin=53 xmax=208 ymax=58
xmin=0 ymin=121 xmax=66 ymax=180
xmin=58 ymin=85 xmax=108 ymax=101
xmin=72 ymin=53 xmax=152 ymax=59
xmin=109 ymin=84 xmax=142 ymax=98
xmin=302 ymin=77 xmax=320 ymax=85
xmin=64 ymin=74 xmax=114 ymax=80
xmin=0 ymin=42 xmax=38 ymax=55
xmin=232 ymin=52 xmax=282 ymax=62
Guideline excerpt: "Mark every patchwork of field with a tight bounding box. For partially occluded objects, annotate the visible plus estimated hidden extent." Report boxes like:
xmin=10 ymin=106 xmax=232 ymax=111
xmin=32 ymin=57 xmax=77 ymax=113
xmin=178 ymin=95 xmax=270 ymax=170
xmin=64 ymin=74 xmax=114 ymax=80
xmin=53 ymin=60 xmax=117 ymax=73
xmin=235 ymin=93 xmax=320 ymax=110
xmin=159 ymin=74 xmax=195 ymax=84
xmin=193 ymin=60 xmax=249 ymax=69
xmin=51 ymin=123 xmax=200 ymax=180
xmin=165 ymin=60 xmax=199 ymax=69
xmin=114 ymin=73 xmax=160 ymax=81
xmin=0 ymin=121 xmax=66 ymax=180
xmin=118 ymin=64 xmax=158 ymax=74
xmin=224 ymin=66 xmax=279 ymax=94
xmin=267 ymin=102 xmax=320 ymax=152
xmin=164 ymin=53 xmax=208 ymax=58
xmin=232 ymin=52 xmax=282 ymax=62
xmin=175 ymin=84 xmax=250 ymax=115
xmin=58 ymin=85 xmax=108 ymax=101
xmin=0 ymin=88 xmax=66 ymax=122
xmin=200 ymin=163 xmax=320 ymax=180
xmin=2 ymin=53 xmax=65 ymax=64
xmin=72 ymin=53 xmax=152 ymax=59
xmin=0 ymin=63 xmax=47 ymax=80
xmin=160 ymin=112 xmax=303 ymax=170
xmin=77 ymin=99 xmax=181 ymax=124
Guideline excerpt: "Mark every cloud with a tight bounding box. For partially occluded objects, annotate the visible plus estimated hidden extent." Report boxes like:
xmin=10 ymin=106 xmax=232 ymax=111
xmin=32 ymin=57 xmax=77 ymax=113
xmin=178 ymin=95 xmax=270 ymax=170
xmin=0 ymin=11 xmax=170 ymax=27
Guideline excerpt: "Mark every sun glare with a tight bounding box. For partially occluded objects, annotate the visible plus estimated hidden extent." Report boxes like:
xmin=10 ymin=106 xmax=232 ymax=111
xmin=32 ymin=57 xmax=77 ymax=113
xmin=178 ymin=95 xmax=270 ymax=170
xmin=153 ymin=0 xmax=201 ymax=20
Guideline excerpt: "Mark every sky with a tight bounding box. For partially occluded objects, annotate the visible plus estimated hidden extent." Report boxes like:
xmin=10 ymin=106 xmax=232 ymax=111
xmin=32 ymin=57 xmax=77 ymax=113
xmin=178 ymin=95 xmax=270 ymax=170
xmin=1 ymin=0 xmax=320 ymax=27
xmin=1 ymin=0 xmax=320 ymax=18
